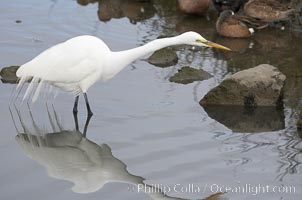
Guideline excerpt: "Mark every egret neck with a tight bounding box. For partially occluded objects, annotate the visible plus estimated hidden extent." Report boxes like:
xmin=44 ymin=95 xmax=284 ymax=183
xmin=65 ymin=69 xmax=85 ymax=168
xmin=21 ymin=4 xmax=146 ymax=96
xmin=109 ymin=36 xmax=182 ymax=76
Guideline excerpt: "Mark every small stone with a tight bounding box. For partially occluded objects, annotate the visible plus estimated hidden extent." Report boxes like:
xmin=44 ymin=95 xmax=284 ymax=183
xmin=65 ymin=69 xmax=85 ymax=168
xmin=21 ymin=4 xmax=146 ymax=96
xmin=169 ymin=66 xmax=212 ymax=84
xmin=0 ymin=66 xmax=20 ymax=83
xmin=147 ymin=48 xmax=178 ymax=68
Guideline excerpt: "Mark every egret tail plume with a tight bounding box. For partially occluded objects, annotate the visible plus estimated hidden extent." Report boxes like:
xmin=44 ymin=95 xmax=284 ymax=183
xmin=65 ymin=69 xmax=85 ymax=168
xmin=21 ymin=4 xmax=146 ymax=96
xmin=23 ymin=77 xmax=39 ymax=102
xmin=16 ymin=76 xmax=28 ymax=90
xmin=46 ymin=85 xmax=54 ymax=101
xmin=32 ymin=79 xmax=44 ymax=102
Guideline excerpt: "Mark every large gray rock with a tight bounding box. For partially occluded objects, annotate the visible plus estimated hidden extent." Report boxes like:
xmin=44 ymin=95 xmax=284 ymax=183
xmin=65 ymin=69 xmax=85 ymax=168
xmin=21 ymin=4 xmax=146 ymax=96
xmin=200 ymin=64 xmax=286 ymax=107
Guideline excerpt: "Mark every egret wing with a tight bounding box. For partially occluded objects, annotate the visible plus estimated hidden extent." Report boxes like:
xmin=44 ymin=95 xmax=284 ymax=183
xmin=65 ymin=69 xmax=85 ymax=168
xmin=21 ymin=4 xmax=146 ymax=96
xmin=17 ymin=41 xmax=101 ymax=83
xmin=16 ymin=36 xmax=109 ymax=101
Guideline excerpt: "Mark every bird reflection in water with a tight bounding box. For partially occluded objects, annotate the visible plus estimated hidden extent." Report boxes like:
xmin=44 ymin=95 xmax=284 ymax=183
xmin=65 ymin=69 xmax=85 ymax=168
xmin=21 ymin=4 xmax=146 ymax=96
xmin=11 ymin=107 xmax=224 ymax=199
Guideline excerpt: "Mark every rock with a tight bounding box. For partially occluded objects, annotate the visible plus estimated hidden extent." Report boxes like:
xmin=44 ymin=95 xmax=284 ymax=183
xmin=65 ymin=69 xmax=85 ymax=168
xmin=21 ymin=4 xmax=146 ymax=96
xmin=200 ymin=64 xmax=286 ymax=107
xmin=147 ymin=48 xmax=178 ymax=67
xmin=203 ymin=105 xmax=285 ymax=132
xmin=169 ymin=66 xmax=212 ymax=84
xmin=0 ymin=66 xmax=20 ymax=83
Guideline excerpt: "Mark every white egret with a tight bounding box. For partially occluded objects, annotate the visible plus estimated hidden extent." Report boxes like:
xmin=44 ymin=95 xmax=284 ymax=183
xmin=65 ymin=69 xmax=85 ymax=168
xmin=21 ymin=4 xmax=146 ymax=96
xmin=16 ymin=31 xmax=230 ymax=115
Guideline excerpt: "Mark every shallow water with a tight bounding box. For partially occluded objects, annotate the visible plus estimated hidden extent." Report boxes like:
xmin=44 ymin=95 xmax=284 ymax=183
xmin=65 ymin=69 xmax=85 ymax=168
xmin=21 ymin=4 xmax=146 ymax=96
xmin=0 ymin=0 xmax=302 ymax=200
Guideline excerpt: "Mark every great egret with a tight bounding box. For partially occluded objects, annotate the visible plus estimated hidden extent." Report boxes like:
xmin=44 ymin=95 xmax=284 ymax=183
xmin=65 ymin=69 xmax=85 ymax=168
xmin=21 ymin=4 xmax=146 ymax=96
xmin=16 ymin=31 xmax=230 ymax=115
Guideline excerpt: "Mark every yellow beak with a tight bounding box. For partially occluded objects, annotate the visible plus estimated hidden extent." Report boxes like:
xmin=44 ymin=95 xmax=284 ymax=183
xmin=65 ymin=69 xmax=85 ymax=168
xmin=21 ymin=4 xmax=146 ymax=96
xmin=204 ymin=41 xmax=231 ymax=51
xmin=197 ymin=39 xmax=231 ymax=51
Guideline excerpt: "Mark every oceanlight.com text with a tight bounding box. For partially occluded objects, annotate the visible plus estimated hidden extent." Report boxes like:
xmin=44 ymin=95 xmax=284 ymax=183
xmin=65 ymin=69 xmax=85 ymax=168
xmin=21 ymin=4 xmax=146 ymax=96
xmin=132 ymin=183 xmax=296 ymax=196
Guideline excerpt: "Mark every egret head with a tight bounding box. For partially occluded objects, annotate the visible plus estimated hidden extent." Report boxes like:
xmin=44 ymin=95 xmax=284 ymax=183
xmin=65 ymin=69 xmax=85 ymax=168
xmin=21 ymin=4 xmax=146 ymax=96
xmin=179 ymin=31 xmax=231 ymax=51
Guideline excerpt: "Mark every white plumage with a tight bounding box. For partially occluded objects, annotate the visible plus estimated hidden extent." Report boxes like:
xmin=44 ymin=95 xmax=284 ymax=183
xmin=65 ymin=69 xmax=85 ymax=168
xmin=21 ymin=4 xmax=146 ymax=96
xmin=17 ymin=36 xmax=109 ymax=98
xmin=16 ymin=32 xmax=230 ymax=114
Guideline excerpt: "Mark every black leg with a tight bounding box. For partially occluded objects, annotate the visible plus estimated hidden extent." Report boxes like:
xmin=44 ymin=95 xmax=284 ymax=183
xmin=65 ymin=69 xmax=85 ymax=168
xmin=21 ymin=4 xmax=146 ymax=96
xmin=73 ymin=95 xmax=79 ymax=114
xmin=73 ymin=111 xmax=79 ymax=131
xmin=83 ymin=93 xmax=93 ymax=116
xmin=83 ymin=114 xmax=93 ymax=137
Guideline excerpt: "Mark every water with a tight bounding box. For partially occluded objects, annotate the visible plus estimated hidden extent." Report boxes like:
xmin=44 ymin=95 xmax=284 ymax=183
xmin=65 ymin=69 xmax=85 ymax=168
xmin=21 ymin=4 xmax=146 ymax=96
xmin=0 ymin=0 xmax=302 ymax=199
